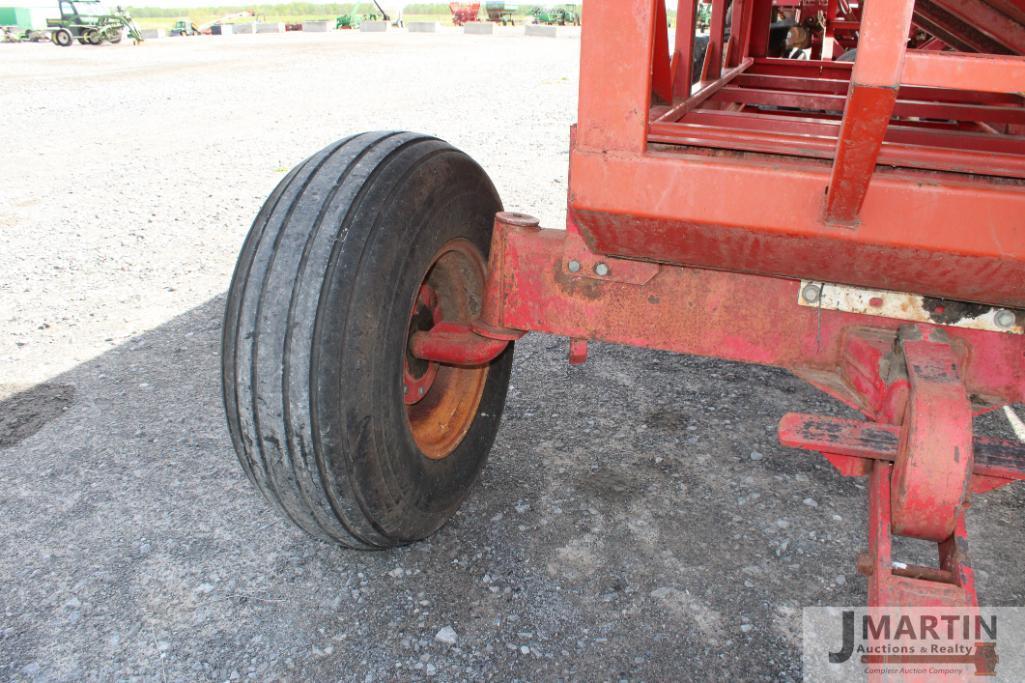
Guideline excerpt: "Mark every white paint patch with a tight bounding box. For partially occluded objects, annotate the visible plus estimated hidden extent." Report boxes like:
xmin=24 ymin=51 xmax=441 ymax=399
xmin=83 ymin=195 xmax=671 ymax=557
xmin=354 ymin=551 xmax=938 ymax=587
xmin=798 ymin=280 xmax=1022 ymax=335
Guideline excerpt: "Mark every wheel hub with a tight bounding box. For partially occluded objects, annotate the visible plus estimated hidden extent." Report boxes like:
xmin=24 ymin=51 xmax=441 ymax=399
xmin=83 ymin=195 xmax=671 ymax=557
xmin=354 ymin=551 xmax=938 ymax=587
xmin=402 ymin=240 xmax=490 ymax=460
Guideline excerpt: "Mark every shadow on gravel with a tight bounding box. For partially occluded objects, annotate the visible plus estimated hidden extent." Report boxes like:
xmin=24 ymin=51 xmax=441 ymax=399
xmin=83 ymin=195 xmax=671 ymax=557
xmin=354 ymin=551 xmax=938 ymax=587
xmin=1 ymin=294 xmax=1024 ymax=682
xmin=0 ymin=383 xmax=76 ymax=449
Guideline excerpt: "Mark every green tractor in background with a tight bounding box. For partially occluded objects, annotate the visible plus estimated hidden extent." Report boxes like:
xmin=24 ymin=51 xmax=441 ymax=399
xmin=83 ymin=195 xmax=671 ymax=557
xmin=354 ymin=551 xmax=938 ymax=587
xmin=169 ymin=18 xmax=200 ymax=36
xmin=46 ymin=0 xmax=142 ymax=45
xmin=335 ymin=12 xmax=359 ymax=29
xmin=336 ymin=0 xmax=390 ymax=29
xmin=529 ymin=4 xmax=579 ymax=26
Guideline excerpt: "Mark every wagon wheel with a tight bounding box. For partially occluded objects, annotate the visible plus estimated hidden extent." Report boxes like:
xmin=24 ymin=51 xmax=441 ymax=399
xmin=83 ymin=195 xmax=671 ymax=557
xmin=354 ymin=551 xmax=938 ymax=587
xmin=222 ymin=131 xmax=515 ymax=548
xmin=108 ymin=29 xmax=122 ymax=43
xmin=54 ymin=28 xmax=73 ymax=46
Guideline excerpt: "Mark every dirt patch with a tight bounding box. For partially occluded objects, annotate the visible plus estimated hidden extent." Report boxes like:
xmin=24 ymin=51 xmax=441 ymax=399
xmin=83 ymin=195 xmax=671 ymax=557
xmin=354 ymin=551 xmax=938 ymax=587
xmin=0 ymin=383 xmax=75 ymax=449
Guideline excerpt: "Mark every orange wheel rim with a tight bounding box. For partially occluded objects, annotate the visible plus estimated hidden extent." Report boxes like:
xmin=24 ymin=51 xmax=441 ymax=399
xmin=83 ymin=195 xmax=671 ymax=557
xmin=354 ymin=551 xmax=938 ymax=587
xmin=403 ymin=240 xmax=489 ymax=460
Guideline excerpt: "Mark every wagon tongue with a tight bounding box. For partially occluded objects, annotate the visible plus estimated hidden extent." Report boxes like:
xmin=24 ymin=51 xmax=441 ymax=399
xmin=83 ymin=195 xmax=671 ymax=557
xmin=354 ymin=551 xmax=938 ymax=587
xmin=779 ymin=324 xmax=1025 ymax=609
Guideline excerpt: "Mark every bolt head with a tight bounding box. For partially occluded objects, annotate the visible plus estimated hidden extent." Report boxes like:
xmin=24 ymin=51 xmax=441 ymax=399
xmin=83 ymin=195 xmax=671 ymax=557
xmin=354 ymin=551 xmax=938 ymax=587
xmin=994 ymin=309 xmax=1016 ymax=329
xmin=594 ymin=262 xmax=609 ymax=277
xmin=418 ymin=386 xmax=425 ymax=396
xmin=567 ymin=259 xmax=581 ymax=273
xmin=802 ymin=283 xmax=822 ymax=304
xmin=403 ymin=384 xmax=408 ymax=394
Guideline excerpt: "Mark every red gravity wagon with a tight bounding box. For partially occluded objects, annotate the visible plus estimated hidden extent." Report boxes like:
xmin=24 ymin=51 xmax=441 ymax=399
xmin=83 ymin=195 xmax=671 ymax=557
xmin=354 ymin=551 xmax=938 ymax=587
xmin=223 ymin=0 xmax=1025 ymax=622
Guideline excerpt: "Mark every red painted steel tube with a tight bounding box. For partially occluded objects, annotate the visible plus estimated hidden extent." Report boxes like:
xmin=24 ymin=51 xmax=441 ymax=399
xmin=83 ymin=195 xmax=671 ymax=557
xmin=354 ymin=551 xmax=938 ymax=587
xmin=733 ymin=73 xmax=1025 ymax=105
xmin=486 ymin=225 xmax=1025 ymax=406
xmin=410 ymin=321 xmax=509 ymax=366
xmin=824 ymin=0 xmax=914 ymax=224
xmin=902 ymin=51 xmax=1025 ymax=94
xmin=647 ymin=122 xmax=1025 ymax=178
xmin=676 ymin=109 xmax=1025 ymax=156
xmin=672 ymin=0 xmax=698 ymax=99
xmin=747 ymin=0 xmax=773 ymax=58
xmin=651 ymin=0 xmax=673 ymax=104
xmin=750 ymin=57 xmax=854 ymax=78
xmin=913 ymin=1 xmax=1000 ymax=53
xmin=656 ymin=59 xmax=753 ymax=122
xmin=707 ymin=85 xmax=1025 ymax=124
xmin=930 ymin=0 xmax=1025 ymax=54
xmin=707 ymin=0 xmax=728 ymax=80
xmin=576 ymin=0 xmax=652 ymax=153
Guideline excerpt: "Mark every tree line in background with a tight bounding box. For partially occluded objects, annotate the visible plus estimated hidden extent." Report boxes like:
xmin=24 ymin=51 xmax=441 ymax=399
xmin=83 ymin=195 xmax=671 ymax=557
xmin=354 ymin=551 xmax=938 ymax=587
xmin=125 ymin=3 xmax=582 ymax=19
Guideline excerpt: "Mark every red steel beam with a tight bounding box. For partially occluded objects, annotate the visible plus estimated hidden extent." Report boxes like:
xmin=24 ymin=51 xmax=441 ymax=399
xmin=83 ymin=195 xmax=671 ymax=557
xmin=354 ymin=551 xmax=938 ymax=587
xmin=824 ymin=0 xmax=915 ymax=225
xmin=987 ymin=0 xmax=1025 ymax=26
xmin=651 ymin=0 xmax=673 ymax=104
xmin=902 ymin=51 xmax=1025 ymax=94
xmin=676 ymin=109 xmax=1025 ymax=156
xmin=708 ymin=85 xmax=1025 ymax=125
xmin=727 ymin=0 xmax=755 ymax=67
xmin=733 ymin=73 xmax=1025 ymax=105
xmin=487 ymin=225 xmax=1025 ymax=405
xmin=930 ymin=0 xmax=1025 ymax=54
xmin=672 ymin=0 xmax=699 ymax=99
xmin=747 ymin=0 xmax=773 ymax=58
xmin=655 ymin=59 xmax=753 ymax=122
xmin=576 ymin=0 xmax=653 ymax=154
xmin=647 ymin=121 xmax=1025 ymax=178
xmin=750 ymin=57 xmax=854 ymax=79
xmin=913 ymin=0 xmax=1007 ymax=53
xmin=706 ymin=0 xmax=728 ymax=80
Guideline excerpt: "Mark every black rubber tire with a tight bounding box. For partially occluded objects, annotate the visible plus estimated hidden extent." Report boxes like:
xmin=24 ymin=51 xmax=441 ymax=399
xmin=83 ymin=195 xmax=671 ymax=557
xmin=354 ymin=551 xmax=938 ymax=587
xmin=54 ymin=29 xmax=72 ymax=46
xmin=222 ymin=131 xmax=514 ymax=549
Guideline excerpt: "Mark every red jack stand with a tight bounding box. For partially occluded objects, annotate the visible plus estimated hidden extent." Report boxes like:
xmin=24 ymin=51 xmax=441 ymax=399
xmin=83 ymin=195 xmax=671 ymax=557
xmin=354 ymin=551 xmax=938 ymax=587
xmin=781 ymin=325 xmax=1025 ymax=610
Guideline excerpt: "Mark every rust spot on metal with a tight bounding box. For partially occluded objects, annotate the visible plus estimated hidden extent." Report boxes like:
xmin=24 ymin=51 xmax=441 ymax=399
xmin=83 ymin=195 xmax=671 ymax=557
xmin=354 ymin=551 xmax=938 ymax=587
xmin=922 ymin=297 xmax=991 ymax=325
xmin=553 ymin=260 xmax=604 ymax=301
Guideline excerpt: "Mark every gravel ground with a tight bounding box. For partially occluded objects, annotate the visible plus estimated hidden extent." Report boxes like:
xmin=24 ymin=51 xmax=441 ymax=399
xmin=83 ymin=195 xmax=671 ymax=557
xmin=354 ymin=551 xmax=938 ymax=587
xmin=2 ymin=30 xmax=1024 ymax=682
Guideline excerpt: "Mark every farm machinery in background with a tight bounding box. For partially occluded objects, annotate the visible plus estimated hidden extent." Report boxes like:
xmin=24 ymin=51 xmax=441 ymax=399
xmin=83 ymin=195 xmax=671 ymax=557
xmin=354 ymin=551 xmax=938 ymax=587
xmin=448 ymin=2 xmax=480 ymax=25
xmin=169 ymin=18 xmax=200 ymax=36
xmin=169 ymin=11 xmax=255 ymax=36
xmin=485 ymin=1 xmax=516 ymax=25
xmin=529 ymin=4 xmax=578 ymax=25
xmin=44 ymin=0 xmax=142 ymax=46
xmin=336 ymin=0 xmax=392 ymax=29
xmin=204 ymin=11 xmax=255 ymax=34
xmin=744 ymin=0 xmax=1025 ymax=61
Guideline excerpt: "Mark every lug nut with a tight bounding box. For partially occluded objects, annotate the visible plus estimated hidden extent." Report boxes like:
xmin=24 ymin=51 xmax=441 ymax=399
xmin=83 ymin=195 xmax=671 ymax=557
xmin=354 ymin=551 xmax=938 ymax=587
xmin=802 ymin=283 xmax=822 ymax=304
xmin=594 ymin=262 xmax=609 ymax=276
xmin=403 ymin=384 xmax=408 ymax=394
xmin=418 ymin=387 xmax=425 ymax=396
xmin=567 ymin=259 xmax=581 ymax=273
xmin=994 ymin=309 xmax=1015 ymax=329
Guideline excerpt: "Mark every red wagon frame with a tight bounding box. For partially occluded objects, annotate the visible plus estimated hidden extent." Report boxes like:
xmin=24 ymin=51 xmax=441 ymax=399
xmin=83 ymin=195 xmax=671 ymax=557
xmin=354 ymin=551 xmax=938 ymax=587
xmin=410 ymin=0 xmax=1025 ymax=614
